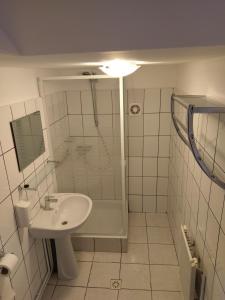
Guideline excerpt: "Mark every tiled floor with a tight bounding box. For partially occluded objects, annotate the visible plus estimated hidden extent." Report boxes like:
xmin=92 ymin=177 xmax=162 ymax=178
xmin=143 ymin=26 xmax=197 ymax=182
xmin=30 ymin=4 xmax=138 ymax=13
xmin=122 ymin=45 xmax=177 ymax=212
xmin=41 ymin=213 xmax=183 ymax=300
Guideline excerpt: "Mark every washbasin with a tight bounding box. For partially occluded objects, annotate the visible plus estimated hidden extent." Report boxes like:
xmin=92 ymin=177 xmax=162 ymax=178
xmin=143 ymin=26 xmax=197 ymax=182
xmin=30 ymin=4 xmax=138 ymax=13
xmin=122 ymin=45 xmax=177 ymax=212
xmin=29 ymin=193 xmax=92 ymax=239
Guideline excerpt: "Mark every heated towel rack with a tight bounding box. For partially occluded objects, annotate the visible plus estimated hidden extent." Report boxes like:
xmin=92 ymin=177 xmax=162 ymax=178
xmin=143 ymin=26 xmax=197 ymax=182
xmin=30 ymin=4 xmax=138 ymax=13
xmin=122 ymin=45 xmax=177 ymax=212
xmin=171 ymin=94 xmax=225 ymax=190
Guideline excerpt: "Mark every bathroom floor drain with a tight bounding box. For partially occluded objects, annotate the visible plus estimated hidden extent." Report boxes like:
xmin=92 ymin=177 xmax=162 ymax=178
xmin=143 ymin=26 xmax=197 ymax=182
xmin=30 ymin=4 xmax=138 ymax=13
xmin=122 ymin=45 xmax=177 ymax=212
xmin=110 ymin=279 xmax=121 ymax=289
xmin=61 ymin=221 xmax=68 ymax=225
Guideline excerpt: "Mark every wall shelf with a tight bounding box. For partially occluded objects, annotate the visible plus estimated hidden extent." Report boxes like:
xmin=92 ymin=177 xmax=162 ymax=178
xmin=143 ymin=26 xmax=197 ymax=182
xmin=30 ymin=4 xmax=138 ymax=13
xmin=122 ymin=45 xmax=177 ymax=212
xmin=171 ymin=94 xmax=225 ymax=190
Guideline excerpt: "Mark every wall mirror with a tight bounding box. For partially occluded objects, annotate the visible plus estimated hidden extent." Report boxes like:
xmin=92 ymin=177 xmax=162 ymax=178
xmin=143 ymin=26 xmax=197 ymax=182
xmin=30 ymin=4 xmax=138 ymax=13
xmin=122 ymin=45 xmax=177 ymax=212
xmin=10 ymin=111 xmax=45 ymax=171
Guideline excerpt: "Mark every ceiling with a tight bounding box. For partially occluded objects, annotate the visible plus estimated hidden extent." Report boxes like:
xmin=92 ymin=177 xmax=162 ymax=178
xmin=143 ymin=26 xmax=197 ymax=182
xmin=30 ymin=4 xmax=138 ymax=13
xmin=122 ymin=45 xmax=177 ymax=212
xmin=1 ymin=0 xmax=225 ymax=57
xmin=0 ymin=46 xmax=225 ymax=69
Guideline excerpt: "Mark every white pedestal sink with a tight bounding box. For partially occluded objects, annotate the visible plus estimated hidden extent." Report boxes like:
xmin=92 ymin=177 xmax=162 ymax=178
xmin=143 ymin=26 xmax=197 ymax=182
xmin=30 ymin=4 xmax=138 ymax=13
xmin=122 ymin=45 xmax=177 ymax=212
xmin=29 ymin=193 xmax=92 ymax=280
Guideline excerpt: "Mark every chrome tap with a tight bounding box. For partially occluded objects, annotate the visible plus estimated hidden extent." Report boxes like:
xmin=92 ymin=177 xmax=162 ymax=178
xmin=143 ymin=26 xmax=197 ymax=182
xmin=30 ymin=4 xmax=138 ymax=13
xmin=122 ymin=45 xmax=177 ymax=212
xmin=41 ymin=195 xmax=58 ymax=210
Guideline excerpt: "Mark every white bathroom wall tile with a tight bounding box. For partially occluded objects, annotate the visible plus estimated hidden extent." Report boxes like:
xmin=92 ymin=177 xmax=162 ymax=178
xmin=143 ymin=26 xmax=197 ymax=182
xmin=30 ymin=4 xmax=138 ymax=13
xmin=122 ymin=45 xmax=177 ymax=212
xmin=101 ymin=176 xmax=114 ymax=199
xmin=25 ymin=98 xmax=36 ymax=114
xmin=158 ymin=158 xmax=169 ymax=176
xmin=69 ymin=115 xmax=83 ymax=136
xmin=24 ymin=245 xmax=40 ymax=284
xmin=112 ymin=89 xmax=120 ymax=114
xmin=200 ymin=172 xmax=211 ymax=202
xmin=158 ymin=136 xmax=170 ymax=157
xmin=143 ymin=195 xmax=156 ymax=212
xmin=203 ymin=248 xmax=215 ymax=298
xmin=4 ymin=230 xmax=23 ymax=276
xmin=157 ymin=178 xmax=168 ymax=195
xmin=0 ymin=156 xmax=10 ymax=202
xmin=161 ymin=88 xmax=173 ymax=112
xmin=128 ymin=115 xmax=143 ymax=136
xmin=129 ymin=177 xmax=142 ymax=194
xmin=128 ymin=195 xmax=143 ymax=212
xmin=211 ymin=273 xmax=225 ymax=300
xmin=4 ymin=148 xmax=23 ymax=191
xmin=30 ymin=272 xmax=42 ymax=300
xmin=96 ymin=90 xmax=113 ymax=114
xmin=144 ymin=114 xmax=159 ymax=135
xmin=216 ymin=229 xmax=225 ymax=291
xmin=0 ymin=105 xmax=14 ymax=152
xmin=144 ymin=88 xmax=160 ymax=113
xmin=128 ymin=137 xmax=143 ymax=156
xmin=144 ymin=136 xmax=158 ymax=157
xmin=205 ymin=209 xmax=220 ymax=264
xmin=67 ymin=90 xmax=81 ymax=114
xmin=0 ymin=195 xmax=17 ymax=243
xmin=143 ymin=157 xmax=157 ymax=176
xmin=11 ymin=101 xmax=26 ymax=119
xmin=143 ymin=177 xmax=157 ymax=195
xmin=205 ymin=114 xmax=219 ymax=158
xmin=209 ymin=182 xmax=224 ymax=223
xmin=129 ymin=157 xmax=143 ymax=176
xmin=221 ymin=207 xmax=225 ymax=234
xmin=128 ymin=88 xmax=145 ymax=103
xmin=159 ymin=113 xmax=171 ymax=135
xmin=197 ymin=193 xmax=208 ymax=238
xmin=12 ymin=261 xmax=29 ymax=300
xmin=81 ymin=90 xmax=93 ymax=114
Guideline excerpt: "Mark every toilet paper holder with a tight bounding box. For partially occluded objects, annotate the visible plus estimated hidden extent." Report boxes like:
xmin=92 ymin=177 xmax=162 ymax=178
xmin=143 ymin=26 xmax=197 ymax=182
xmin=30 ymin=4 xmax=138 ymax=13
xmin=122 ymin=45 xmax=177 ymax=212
xmin=0 ymin=250 xmax=11 ymax=275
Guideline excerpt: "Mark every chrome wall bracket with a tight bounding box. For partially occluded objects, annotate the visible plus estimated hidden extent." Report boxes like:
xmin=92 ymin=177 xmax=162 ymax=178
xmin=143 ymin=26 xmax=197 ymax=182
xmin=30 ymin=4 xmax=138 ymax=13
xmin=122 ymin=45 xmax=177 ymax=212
xmin=171 ymin=94 xmax=225 ymax=190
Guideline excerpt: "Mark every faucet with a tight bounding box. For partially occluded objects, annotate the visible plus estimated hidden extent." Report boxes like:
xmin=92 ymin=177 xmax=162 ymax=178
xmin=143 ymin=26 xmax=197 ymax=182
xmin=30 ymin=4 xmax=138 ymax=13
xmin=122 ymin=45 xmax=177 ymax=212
xmin=41 ymin=195 xmax=58 ymax=210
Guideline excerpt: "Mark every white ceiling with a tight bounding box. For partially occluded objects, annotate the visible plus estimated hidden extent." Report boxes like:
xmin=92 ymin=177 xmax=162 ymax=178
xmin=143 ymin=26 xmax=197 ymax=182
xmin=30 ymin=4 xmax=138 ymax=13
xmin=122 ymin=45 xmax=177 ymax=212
xmin=0 ymin=46 xmax=225 ymax=69
xmin=1 ymin=0 xmax=225 ymax=56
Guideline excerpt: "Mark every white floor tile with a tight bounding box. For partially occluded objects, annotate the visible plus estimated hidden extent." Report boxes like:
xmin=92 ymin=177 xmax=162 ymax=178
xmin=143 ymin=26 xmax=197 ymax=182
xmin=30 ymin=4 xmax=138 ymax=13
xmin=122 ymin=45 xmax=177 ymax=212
xmin=120 ymin=264 xmax=151 ymax=290
xmin=152 ymin=291 xmax=184 ymax=300
xmin=129 ymin=213 xmax=146 ymax=226
xmin=149 ymin=244 xmax=178 ymax=265
xmin=147 ymin=227 xmax=173 ymax=244
xmin=129 ymin=227 xmax=147 ymax=243
xmin=118 ymin=289 xmax=152 ymax=300
xmin=122 ymin=243 xmax=149 ymax=264
xmin=88 ymin=262 xmax=120 ymax=288
xmin=146 ymin=213 xmax=169 ymax=227
xmin=151 ymin=265 xmax=181 ymax=291
xmin=48 ymin=273 xmax=58 ymax=285
xmin=94 ymin=252 xmax=121 ymax=263
xmin=41 ymin=285 xmax=55 ymax=300
xmin=58 ymin=262 xmax=91 ymax=287
xmin=52 ymin=286 xmax=86 ymax=300
xmin=76 ymin=251 xmax=94 ymax=262
xmin=85 ymin=288 xmax=118 ymax=300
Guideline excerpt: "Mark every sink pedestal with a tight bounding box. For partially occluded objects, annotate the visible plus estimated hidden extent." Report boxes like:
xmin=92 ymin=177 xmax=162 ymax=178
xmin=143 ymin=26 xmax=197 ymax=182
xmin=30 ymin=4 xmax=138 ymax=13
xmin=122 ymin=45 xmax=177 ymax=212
xmin=55 ymin=236 xmax=78 ymax=280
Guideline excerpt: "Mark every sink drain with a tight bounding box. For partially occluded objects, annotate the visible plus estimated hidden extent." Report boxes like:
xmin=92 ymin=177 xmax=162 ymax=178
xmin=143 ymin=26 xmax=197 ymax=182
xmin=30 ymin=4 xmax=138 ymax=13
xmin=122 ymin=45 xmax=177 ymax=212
xmin=61 ymin=221 xmax=68 ymax=225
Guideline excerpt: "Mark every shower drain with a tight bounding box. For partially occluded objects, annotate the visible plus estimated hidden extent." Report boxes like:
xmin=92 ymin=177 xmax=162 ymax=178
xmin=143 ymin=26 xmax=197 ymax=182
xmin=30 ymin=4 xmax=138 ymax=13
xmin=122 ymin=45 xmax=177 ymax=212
xmin=110 ymin=279 xmax=121 ymax=289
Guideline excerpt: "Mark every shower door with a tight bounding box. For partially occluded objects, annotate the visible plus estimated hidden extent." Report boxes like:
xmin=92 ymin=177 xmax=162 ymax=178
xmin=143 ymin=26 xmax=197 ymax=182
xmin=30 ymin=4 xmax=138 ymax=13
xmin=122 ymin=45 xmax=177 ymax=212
xmin=42 ymin=75 xmax=127 ymax=238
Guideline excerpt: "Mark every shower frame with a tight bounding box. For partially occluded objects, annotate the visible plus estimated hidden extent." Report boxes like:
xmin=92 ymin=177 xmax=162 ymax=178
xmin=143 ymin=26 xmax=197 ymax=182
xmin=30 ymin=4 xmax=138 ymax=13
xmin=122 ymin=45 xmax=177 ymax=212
xmin=38 ymin=75 xmax=128 ymax=240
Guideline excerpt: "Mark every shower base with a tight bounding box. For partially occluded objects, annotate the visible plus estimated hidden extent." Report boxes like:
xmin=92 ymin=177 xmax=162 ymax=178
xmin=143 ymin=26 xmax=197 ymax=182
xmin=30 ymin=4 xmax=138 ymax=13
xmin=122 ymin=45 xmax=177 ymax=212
xmin=71 ymin=200 xmax=128 ymax=253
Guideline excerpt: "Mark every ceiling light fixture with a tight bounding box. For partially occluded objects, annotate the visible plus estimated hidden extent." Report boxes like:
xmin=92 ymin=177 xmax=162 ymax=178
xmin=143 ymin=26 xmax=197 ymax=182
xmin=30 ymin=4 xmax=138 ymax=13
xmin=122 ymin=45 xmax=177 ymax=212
xmin=99 ymin=60 xmax=140 ymax=77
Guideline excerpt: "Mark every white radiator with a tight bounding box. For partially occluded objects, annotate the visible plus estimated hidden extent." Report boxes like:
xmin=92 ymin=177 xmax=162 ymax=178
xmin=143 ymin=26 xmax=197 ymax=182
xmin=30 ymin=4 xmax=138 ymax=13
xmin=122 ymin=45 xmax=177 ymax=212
xmin=179 ymin=225 xmax=205 ymax=300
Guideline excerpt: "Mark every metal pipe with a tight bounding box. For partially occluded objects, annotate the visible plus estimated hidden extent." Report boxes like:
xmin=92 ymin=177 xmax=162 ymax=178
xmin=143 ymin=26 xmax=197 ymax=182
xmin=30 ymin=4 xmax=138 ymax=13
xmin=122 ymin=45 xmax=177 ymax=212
xmin=90 ymin=78 xmax=99 ymax=127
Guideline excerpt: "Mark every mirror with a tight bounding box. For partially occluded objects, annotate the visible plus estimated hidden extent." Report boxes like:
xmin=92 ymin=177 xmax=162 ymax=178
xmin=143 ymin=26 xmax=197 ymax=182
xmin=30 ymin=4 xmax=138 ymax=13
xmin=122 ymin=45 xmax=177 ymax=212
xmin=10 ymin=111 xmax=45 ymax=171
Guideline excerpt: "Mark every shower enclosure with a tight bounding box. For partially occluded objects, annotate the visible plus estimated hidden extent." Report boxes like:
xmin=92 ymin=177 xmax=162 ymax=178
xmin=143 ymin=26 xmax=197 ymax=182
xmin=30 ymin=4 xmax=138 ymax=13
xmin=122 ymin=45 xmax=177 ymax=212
xmin=40 ymin=74 xmax=128 ymax=246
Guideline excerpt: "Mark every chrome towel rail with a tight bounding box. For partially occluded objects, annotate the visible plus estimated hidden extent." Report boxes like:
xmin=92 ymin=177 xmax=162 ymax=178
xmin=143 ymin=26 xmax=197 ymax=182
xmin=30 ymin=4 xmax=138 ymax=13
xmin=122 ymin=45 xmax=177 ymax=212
xmin=171 ymin=94 xmax=225 ymax=190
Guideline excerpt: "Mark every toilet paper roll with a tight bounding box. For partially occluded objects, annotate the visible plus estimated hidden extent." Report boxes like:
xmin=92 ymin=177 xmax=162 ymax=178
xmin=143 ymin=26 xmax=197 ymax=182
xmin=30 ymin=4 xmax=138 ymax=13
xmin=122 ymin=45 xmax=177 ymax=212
xmin=0 ymin=274 xmax=15 ymax=300
xmin=15 ymin=200 xmax=30 ymax=227
xmin=0 ymin=253 xmax=18 ymax=275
